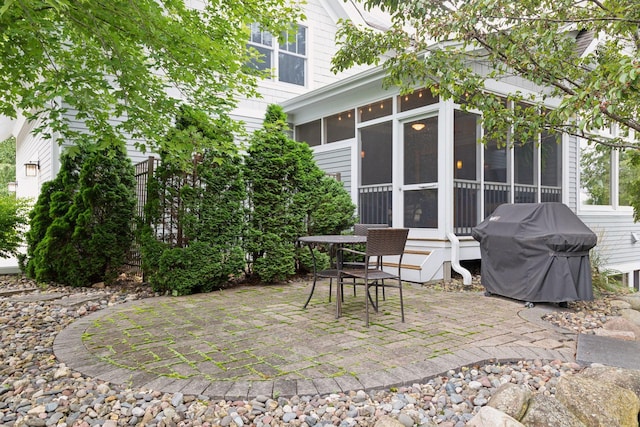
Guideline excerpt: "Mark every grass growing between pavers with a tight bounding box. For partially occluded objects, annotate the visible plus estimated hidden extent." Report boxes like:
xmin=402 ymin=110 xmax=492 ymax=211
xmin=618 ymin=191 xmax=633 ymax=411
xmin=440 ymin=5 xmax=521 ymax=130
xmin=70 ymin=279 xmax=559 ymax=385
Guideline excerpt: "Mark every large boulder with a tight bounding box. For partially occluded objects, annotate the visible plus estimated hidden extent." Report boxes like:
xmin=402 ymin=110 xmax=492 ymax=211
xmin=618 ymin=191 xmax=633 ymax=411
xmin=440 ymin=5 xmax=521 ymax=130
xmin=487 ymin=383 xmax=532 ymax=420
xmin=602 ymin=316 xmax=640 ymax=340
xmin=579 ymin=366 xmax=640 ymax=399
xmin=466 ymin=406 xmax=525 ymax=427
xmin=620 ymin=308 xmax=640 ymax=327
xmin=622 ymin=295 xmax=640 ymax=311
xmin=555 ymin=373 xmax=640 ymax=426
xmin=519 ymin=394 xmax=585 ymax=427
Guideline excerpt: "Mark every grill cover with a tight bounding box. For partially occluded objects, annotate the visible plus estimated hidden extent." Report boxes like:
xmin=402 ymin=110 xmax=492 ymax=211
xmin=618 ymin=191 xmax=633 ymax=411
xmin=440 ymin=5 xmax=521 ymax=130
xmin=472 ymin=203 xmax=597 ymax=303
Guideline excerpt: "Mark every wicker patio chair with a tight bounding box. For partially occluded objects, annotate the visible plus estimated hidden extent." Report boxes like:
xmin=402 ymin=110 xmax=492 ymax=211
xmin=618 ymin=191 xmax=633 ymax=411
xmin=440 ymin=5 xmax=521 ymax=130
xmin=353 ymin=223 xmax=389 ymax=235
xmin=338 ymin=223 xmax=390 ymax=300
xmin=338 ymin=228 xmax=409 ymax=326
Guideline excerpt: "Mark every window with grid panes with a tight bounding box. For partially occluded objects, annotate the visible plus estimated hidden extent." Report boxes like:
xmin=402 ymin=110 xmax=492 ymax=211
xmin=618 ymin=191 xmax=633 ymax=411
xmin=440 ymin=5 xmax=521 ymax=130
xmin=247 ymin=23 xmax=306 ymax=86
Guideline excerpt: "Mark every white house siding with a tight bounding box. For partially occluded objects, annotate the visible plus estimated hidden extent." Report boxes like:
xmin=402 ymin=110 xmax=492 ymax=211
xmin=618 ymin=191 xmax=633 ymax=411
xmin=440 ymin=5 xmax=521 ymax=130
xmin=62 ymin=105 xmax=154 ymax=167
xmin=14 ymin=113 xmax=54 ymax=199
xmin=579 ymin=211 xmax=640 ymax=286
xmin=232 ymin=0 xmax=374 ymax=133
xmin=565 ymin=133 xmax=579 ymax=211
xmin=313 ymin=145 xmax=352 ymax=193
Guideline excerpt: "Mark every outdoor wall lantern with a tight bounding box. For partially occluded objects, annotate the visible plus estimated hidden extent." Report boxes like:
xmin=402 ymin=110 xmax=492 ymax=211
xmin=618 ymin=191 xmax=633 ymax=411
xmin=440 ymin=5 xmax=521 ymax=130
xmin=7 ymin=182 xmax=17 ymax=193
xmin=25 ymin=161 xmax=40 ymax=177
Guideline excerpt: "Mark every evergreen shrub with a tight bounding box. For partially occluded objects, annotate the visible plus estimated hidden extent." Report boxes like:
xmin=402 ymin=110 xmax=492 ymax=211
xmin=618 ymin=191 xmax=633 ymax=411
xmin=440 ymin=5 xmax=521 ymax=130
xmin=140 ymin=107 xmax=246 ymax=295
xmin=244 ymin=105 xmax=356 ymax=282
xmin=22 ymin=144 xmax=136 ymax=286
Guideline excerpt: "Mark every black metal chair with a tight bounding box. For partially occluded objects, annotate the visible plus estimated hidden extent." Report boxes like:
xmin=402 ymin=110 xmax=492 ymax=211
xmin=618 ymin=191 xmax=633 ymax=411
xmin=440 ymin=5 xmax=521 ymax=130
xmin=338 ymin=228 xmax=409 ymax=326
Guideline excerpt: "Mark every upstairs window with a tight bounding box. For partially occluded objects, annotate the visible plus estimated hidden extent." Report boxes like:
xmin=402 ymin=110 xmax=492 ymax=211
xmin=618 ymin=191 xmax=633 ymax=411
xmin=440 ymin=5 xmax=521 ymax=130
xmin=248 ymin=23 xmax=273 ymax=72
xmin=248 ymin=23 xmax=307 ymax=86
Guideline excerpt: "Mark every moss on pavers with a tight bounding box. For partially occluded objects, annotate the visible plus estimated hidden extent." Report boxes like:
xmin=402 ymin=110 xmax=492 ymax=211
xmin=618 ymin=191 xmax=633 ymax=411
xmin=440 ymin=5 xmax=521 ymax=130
xmin=54 ymin=279 xmax=577 ymax=398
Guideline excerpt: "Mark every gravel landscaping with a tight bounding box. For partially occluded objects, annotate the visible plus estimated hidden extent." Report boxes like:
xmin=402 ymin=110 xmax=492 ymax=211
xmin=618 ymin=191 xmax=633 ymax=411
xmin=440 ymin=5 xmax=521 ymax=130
xmin=0 ymin=274 xmax=626 ymax=426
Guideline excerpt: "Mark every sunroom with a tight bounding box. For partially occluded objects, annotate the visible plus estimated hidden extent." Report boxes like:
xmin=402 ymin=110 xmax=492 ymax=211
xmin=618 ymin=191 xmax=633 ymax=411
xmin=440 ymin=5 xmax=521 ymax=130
xmin=282 ymin=68 xmax=565 ymax=282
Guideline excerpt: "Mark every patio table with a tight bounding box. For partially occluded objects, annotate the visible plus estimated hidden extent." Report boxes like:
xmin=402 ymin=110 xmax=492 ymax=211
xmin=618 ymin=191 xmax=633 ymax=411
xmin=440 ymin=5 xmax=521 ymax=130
xmin=298 ymin=234 xmax=367 ymax=317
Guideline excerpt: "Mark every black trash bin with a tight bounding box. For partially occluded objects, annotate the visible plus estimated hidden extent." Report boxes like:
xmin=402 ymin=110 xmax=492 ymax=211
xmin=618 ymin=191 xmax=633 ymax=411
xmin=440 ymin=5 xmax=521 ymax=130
xmin=472 ymin=203 xmax=597 ymax=304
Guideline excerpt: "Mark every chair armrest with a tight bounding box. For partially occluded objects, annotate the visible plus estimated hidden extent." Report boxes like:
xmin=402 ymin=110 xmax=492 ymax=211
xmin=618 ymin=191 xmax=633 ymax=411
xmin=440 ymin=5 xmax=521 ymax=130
xmin=337 ymin=247 xmax=366 ymax=257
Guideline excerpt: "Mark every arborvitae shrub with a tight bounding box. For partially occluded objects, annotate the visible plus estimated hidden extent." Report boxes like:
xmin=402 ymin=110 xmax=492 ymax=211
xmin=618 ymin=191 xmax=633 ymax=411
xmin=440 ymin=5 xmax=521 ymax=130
xmin=140 ymin=107 xmax=246 ymax=295
xmin=23 ymin=144 xmax=136 ymax=286
xmin=244 ymin=105 xmax=356 ymax=282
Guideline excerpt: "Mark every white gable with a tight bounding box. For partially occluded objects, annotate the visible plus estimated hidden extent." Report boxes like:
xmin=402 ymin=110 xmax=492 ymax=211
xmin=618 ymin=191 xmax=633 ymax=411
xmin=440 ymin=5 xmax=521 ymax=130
xmin=232 ymin=0 xmax=382 ymax=131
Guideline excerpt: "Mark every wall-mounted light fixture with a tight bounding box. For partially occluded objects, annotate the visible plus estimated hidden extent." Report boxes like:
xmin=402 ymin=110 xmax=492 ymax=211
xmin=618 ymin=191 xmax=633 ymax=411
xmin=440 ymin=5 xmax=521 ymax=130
xmin=25 ymin=161 xmax=40 ymax=177
xmin=632 ymin=232 xmax=639 ymax=244
xmin=456 ymin=160 xmax=463 ymax=170
xmin=7 ymin=182 xmax=17 ymax=193
xmin=411 ymin=122 xmax=426 ymax=131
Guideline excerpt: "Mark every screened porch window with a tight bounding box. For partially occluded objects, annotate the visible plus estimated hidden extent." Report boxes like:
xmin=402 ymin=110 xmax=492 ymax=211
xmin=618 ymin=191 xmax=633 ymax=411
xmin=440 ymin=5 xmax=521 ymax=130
xmin=361 ymin=122 xmax=392 ymax=185
xmin=359 ymin=98 xmax=392 ymax=122
xmin=541 ymin=130 xmax=562 ymax=201
xmin=454 ymin=111 xmax=480 ymax=234
xmin=296 ymin=120 xmax=321 ymax=146
xmin=398 ymin=88 xmax=438 ymax=112
xmin=359 ymin=121 xmax=393 ymax=224
xmin=403 ymin=117 xmax=438 ymax=228
xmin=326 ymin=110 xmax=355 ymax=143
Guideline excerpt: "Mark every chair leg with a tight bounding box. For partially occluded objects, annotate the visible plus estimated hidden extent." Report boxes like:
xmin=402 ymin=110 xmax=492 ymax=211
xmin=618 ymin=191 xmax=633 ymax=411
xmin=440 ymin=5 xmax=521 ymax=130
xmin=399 ymin=279 xmax=405 ymax=322
xmin=303 ymin=273 xmax=317 ymax=309
xmin=329 ymin=278 xmax=332 ymax=302
xmin=374 ymin=280 xmax=383 ymax=312
xmin=366 ymin=285 xmax=377 ymax=311
xmin=365 ymin=282 xmax=370 ymax=327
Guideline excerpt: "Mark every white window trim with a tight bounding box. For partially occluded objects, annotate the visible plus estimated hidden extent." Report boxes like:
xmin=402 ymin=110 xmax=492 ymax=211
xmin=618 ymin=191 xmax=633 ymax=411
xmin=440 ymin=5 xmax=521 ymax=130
xmin=576 ymin=129 xmax=635 ymax=213
xmin=247 ymin=23 xmax=308 ymax=88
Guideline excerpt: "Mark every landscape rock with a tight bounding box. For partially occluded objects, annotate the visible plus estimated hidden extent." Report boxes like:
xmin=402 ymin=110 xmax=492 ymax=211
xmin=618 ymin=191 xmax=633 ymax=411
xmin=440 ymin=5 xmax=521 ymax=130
xmin=487 ymin=383 xmax=532 ymax=420
xmin=620 ymin=308 xmax=640 ymax=327
xmin=594 ymin=328 xmax=636 ymax=340
xmin=622 ymin=294 xmax=640 ymax=311
xmin=603 ymin=315 xmax=640 ymax=340
xmin=610 ymin=300 xmax=632 ymax=310
xmin=466 ymin=406 xmax=524 ymax=427
xmin=579 ymin=365 xmax=640 ymax=399
xmin=519 ymin=394 xmax=584 ymax=427
xmin=555 ymin=373 xmax=640 ymax=427
xmin=3 ymin=276 xmax=640 ymax=426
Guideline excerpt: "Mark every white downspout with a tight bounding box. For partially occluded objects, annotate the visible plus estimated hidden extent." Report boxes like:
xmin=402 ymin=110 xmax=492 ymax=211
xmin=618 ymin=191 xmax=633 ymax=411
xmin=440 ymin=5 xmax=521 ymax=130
xmin=447 ymin=232 xmax=472 ymax=285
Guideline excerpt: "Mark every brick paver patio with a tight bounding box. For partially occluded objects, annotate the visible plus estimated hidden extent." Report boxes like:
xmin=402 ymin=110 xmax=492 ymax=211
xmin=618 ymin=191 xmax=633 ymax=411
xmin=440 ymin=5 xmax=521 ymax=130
xmin=53 ymin=279 xmax=577 ymax=399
